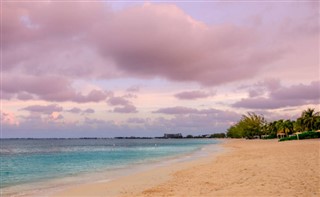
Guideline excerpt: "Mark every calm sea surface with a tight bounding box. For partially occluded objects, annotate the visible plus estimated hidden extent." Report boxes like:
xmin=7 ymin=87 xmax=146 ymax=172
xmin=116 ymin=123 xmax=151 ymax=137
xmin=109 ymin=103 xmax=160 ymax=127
xmin=0 ymin=138 xmax=220 ymax=190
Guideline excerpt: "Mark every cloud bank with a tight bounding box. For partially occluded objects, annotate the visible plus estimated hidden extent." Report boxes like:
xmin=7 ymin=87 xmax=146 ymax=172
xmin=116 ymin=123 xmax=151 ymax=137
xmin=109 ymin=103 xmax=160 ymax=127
xmin=2 ymin=2 xmax=318 ymax=137
xmin=233 ymin=81 xmax=320 ymax=109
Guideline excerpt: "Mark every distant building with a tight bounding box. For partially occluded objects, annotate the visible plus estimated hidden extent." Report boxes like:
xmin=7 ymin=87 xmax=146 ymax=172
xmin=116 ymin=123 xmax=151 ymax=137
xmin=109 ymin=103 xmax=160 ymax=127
xmin=164 ymin=133 xmax=182 ymax=138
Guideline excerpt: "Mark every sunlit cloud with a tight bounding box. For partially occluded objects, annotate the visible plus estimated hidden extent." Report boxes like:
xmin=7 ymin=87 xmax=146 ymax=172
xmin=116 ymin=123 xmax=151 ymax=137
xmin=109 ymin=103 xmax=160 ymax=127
xmin=2 ymin=1 xmax=318 ymax=137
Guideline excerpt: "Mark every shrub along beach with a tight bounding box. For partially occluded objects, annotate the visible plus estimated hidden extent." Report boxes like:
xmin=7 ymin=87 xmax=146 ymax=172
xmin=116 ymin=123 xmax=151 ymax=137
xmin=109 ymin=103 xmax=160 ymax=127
xmin=226 ymin=108 xmax=320 ymax=141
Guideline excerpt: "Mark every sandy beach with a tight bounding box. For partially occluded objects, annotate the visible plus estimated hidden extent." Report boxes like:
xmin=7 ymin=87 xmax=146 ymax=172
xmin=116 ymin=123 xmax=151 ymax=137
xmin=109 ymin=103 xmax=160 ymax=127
xmin=52 ymin=139 xmax=320 ymax=197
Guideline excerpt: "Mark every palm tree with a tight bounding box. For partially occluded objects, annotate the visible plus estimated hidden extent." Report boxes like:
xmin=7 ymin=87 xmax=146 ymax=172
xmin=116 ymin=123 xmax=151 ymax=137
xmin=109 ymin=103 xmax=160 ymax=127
xmin=300 ymin=108 xmax=320 ymax=131
xmin=267 ymin=121 xmax=278 ymax=137
xmin=275 ymin=119 xmax=286 ymax=136
xmin=314 ymin=117 xmax=320 ymax=130
xmin=294 ymin=118 xmax=304 ymax=132
xmin=283 ymin=119 xmax=294 ymax=136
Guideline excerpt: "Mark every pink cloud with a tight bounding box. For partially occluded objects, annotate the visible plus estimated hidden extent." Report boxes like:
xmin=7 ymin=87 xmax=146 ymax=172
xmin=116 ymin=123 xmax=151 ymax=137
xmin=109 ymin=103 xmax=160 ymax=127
xmin=127 ymin=118 xmax=147 ymax=124
xmin=107 ymin=96 xmax=130 ymax=106
xmin=2 ymin=2 xmax=319 ymax=137
xmin=153 ymin=106 xmax=199 ymax=114
xmin=238 ymin=78 xmax=281 ymax=98
xmin=3 ymin=2 xmax=122 ymax=83
xmin=84 ymin=117 xmax=111 ymax=125
xmin=232 ymin=97 xmax=303 ymax=110
xmin=67 ymin=107 xmax=82 ymax=114
xmin=83 ymin=108 xmax=95 ymax=114
xmin=16 ymin=92 xmax=34 ymax=100
xmin=122 ymin=93 xmax=138 ymax=99
xmin=72 ymin=90 xmax=111 ymax=103
xmin=1 ymin=111 xmax=19 ymax=126
xmin=126 ymin=85 xmax=140 ymax=92
xmin=174 ymin=90 xmax=211 ymax=100
xmin=93 ymin=3 xmax=282 ymax=86
xmin=152 ymin=108 xmax=240 ymax=133
xmin=12 ymin=108 xmax=66 ymax=130
xmin=113 ymin=104 xmax=137 ymax=113
xmin=3 ymin=74 xmax=71 ymax=96
xmin=21 ymin=104 xmax=63 ymax=114
xmin=233 ymin=81 xmax=320 ymax=109
xmin=107 ymin=95 xmax=138 ymax=113
xmin=49 ymin=112 xmax=64 ymax=121
xmin=153 ymin=107 xmax=239 ymax=121
xmin=248 ymin=89 xmax=264 ymax=98
xmin=1 ymin=92 xmax=14 ymax=100
xmin=3 ymin=2 xmax=106 ymax=49
xmin=3 ymin=74 xmax=111 ymax=103
xmin=4 ymin=2 xmax=317 ymax=85
xmin=4 ymin=2 xmax=288 ymax=88
xmin=66 ymin=107 xmax=95 ymax=114
xmin=271 ymin=81 xmax=320 ymax=100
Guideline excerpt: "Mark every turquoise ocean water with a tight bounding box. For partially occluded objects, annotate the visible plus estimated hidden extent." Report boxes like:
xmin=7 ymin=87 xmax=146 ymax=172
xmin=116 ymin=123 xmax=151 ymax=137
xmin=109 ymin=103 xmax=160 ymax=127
xmin=0 ymin=138 xmax=220 ymax=195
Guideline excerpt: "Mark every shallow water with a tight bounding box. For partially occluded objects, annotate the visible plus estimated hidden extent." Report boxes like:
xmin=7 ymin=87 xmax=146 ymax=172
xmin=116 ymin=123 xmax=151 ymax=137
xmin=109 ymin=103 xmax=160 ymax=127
xmin=0 ymin=138 xmax=220 ymax=192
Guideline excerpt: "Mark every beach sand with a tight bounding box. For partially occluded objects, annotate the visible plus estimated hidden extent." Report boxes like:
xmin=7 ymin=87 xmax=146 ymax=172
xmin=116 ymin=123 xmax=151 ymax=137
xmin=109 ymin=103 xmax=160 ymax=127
xmin=52 ymin=139 xmax=320 ymax=197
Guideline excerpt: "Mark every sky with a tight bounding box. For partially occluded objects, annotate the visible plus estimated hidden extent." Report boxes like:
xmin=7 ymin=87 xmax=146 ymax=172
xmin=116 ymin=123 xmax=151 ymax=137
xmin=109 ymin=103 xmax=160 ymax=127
xmin=1 ymin=1 xmax=319 ymax=138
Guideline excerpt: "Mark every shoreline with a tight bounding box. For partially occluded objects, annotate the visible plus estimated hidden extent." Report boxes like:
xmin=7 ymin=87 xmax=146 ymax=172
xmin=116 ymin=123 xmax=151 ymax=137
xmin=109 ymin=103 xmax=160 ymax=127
xmin=52 ymin=139 xmax=319 ymax=197
xmin=2 ymin=140 xmax=224 ymax=197
xmin=52 ymin=141 xmax=227 ymax=197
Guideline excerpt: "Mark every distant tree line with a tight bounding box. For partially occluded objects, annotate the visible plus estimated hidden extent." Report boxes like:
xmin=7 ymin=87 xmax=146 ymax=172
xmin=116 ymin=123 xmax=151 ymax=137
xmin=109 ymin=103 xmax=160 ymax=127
xmin=185 ymin=133 xmax=226 ymax=138
xmin=209 ymin=133 xmax=226 ymax=138
xmin=226 ymin=108 xmax=320 ymax=139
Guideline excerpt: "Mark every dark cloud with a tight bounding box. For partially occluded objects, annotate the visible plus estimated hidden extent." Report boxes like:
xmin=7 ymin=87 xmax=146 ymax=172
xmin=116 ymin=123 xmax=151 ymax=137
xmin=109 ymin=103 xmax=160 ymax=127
xmin=113 ymin=104 xmax=137 ymax=113
xmin=107 ymin=96 xmax=130 ymax=106
xmin=83 ymin=108 xmax=95 ymax=114
xmin=66 ymin=107 xmax=82 ymax=114
xmin=21 ymin=104 xmax=63 ymax=114
xmin=174 ymin=90 xmax=211 ymax=100
xmin=107 ymin=95 xmax=138 ymax=113
xmin=67 ymin=107 xmax=95 ymax=114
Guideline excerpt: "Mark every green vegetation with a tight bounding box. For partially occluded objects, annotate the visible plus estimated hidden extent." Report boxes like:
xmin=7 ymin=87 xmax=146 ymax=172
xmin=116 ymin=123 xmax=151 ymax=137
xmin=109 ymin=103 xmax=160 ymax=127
xmin=209 ymin=133 xmax=226 ymax=138
xmin=279 ymin=131 xmax=320 ymax=141
xmin=184 ymin=133 xmax=226 ymax=138
xmin=278 ymin=135 xmax=297 ymax=141
xmin=226 ymin=108 xmax=320 ymax=140
xmin=227 ymin=112 xmax=266 ymax=139
xmin=186 ymin=135 xmax=194 ymax=138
